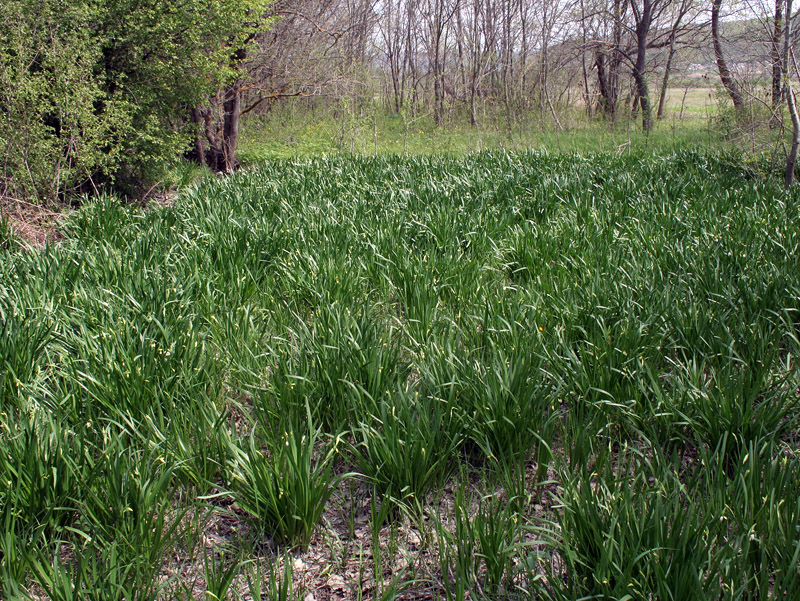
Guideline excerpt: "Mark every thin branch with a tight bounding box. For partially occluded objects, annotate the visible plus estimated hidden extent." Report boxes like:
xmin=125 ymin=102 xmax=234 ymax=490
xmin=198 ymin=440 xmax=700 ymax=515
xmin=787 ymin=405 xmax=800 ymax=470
xmin=240 ymin=90 xmax=317 ymax=117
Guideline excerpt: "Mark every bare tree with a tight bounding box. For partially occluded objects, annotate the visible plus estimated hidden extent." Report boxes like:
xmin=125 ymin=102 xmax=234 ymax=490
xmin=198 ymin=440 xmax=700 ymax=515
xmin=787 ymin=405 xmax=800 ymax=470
xmin=712 ymin=0 xmax=746 ymax=109
xmin=656 ymin=0 xmax=697 ymax=119
xmin=185 ymin=0 xmax=793 ymax=155
xmin=420 ymin=0 xmax=461 ymax=124
xmin=772 ymin=0 xmax=784 ymax=110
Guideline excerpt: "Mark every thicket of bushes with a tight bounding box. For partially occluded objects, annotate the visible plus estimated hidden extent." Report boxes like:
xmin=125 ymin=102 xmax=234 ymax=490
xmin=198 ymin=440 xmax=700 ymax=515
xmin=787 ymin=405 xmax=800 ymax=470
xmin=0 ymin=0 xmax=268 ymax=203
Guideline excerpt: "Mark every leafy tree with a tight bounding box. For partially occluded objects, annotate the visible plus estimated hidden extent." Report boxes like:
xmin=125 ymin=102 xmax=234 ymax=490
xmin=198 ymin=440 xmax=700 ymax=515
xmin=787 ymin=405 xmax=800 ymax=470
xmin=0 ymin=0 xmax=127 ymax=202
xmin=0 ymin=0 xmax=272 ymax=203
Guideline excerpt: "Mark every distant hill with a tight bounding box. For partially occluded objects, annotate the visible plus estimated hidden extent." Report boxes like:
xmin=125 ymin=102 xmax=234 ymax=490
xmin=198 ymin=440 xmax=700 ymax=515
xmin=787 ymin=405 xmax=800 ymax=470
xmin=678 ymin=18 xmax=775 ymax=80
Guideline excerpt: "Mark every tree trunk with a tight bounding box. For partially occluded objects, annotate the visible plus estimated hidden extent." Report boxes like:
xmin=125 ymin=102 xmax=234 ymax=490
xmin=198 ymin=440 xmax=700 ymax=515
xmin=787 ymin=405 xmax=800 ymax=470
xmin=596 ymin=0 xmax=625 ymax=122
xmin=783 ymin=0 xmax=794 ymax=98
xmin=786 ymin=85 xmax=799 ymax=186
xmin=200 ymin=107 xmax=223 ymax=172
xmin=580 ymin=0 xmax=593 ymax=119
xmin=712 ymin=0 xmax=745 ymax=110
xmin=785 ymin=7 xmax=797 ymax=187
xmin=633 ymin=0 xmax=653 ymax=132
xmin=190 ymin=107 xmax=207 ymax=167
xmin=596 ymin=52 xmax=617 ymax=120
xmin=194 ymin=88 xmax=241 ymax=174
xmin=656 ymin=35 xmax=676 ymax=119
xmin=519 ymin=0 xmax=530 ymax=113
xmin=198 ymin=47 xmax=247 ymax=174
xmin=656 ymin=13 xmax=683 ymax=119
xmin=222 ymin=78 xmax=242 ymax=174
xmin=432 ymin=23 xmax=444 ymax=125
xmin=772 ymin=0 xmax=784 ymax=112
xmin=386 ymin=0 xmax=405 ymax=112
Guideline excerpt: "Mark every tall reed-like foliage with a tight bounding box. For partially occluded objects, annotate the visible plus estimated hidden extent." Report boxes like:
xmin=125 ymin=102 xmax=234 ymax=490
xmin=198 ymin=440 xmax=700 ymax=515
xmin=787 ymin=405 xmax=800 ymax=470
xmin=1 ymin=150 xmax=798 ymax=595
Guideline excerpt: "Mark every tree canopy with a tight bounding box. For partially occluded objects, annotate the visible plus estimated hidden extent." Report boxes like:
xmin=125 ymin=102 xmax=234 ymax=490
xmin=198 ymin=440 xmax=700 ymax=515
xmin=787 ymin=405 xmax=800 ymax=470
xmin=0 ymin=0 xmax=272 ymax=202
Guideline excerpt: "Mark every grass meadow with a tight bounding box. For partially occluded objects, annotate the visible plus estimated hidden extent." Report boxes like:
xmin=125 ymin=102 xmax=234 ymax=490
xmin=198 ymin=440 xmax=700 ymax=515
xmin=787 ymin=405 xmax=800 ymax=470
xmin=1 ymin=150 xmax=799 ymax=599
xmin=237 ymin=99 xmax=722 ymax=161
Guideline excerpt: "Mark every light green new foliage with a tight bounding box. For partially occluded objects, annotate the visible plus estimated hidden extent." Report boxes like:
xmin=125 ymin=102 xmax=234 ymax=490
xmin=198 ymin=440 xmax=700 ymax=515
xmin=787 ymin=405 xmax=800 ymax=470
xmin=0 ymin=0 xmax=274 ymax=201
xmin=239 ymin=104 xmax=720 ymax=161
xmin=0 ymin=213 xmax=14 ymax=252
xmin=0 ymin=0 xmax=129 ymax=202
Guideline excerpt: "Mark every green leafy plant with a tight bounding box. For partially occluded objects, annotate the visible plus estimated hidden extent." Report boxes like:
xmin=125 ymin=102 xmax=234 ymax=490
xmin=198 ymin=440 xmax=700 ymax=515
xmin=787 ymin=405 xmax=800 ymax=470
xmin=77 ymin=441 xmax=183 ymax=600
xmin=0 ymin=212 xmax=15 ymax=252
xmin=0 ymin=0 xmax=275 ymax=201
xmin=704 ymin=440 xmax=800 ymax=599
xmin=229 ymin=415 xmax=343 ymax=549
xmin=28 ymin=544 xmax=145 ymax=601
xmin=438 ymin=486 xmax=524 ymax=600
xmin=0 ymin=417 xmax=83 ymax=546
xmin=1 ymin=150 xmax=798 ymax=597
xmin=245 ymin=554 xmax=303 ymax=601
xmin=351 ymin=386 xmax=462 ymax=513
xmin=203 ymin=550 xmax=241 ymax=601
xmin=543 ymin=448 xmax=721 ymax=600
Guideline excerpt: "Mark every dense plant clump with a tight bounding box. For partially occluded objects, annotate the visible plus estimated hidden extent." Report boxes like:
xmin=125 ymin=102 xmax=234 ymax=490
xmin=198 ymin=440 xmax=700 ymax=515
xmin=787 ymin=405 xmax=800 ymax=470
xmin=1 ymin=151 xmax=798 ymax=598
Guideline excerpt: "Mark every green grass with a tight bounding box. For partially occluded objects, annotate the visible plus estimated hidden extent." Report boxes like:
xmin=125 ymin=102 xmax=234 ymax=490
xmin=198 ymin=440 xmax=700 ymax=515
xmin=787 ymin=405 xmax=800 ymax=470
xmin=238 ymin=103 xmax=721 ymax=161
xmin=1 ymin=150 xmax=799 ymax=598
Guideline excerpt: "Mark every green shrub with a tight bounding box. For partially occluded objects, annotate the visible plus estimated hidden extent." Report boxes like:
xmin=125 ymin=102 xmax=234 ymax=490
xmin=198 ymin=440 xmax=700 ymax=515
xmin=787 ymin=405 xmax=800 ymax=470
xmin=0 ymin=0 xmax=272 ymax=202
